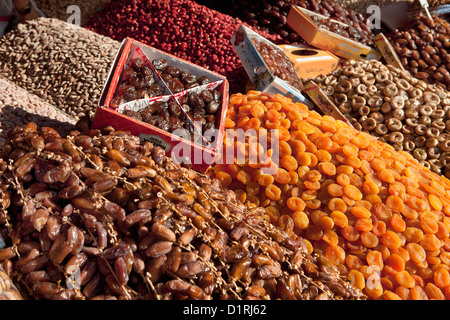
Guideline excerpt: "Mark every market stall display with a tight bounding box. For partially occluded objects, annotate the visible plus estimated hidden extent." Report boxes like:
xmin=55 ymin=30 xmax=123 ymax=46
xmin=213 ymin=90 xmax=450 ymax=300
xmin=84 ymin=0 xmax=280 ymax=94
xmin=0 ymin=0 xmax=449 ymax=302
xmin=0 ymin=18 xmax=120 ymax=121
xmin=388 ymin=13 xmax=450 ymax=91
xmin=0 ymin=121 xmax=363 ymax=300
xmin=309 ymin=59 xmax=450 ymax=177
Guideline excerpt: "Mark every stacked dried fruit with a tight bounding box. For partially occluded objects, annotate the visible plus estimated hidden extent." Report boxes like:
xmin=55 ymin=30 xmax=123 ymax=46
xmin=85 ymin=0 xmax=280 ymax=94
xmin=195 ymin=0 xmax=374 ymax=46
xmin=0 ymin=122 xmax=363 ymax=300
xmin=310 ymin=59 xmax=450 ymax=177
xmin=0 ymin=18 xmax=120 ymax=120
xmin=213 ymin=91 xmax=450 ymax=300
xmin=389 ymin=14 xmax=450 ymax=91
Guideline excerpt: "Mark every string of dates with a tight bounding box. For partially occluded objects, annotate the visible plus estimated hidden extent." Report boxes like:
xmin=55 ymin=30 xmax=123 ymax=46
xmin=0 ymin=120 xmax=364 ymax=300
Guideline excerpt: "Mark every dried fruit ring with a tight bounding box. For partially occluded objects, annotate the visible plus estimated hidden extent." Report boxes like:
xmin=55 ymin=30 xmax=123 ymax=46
xmin=386 ymin=118 xmax=403 ymax=131
xmin=423 ymin=91 xmax=441 ymax=105
xmin=334 ymin=93 xmax=348 ymax=105
xmin=413 ymin=148 xmax=428 ymax=161
xmin=367 ymin=85 xmax=378 ymax=94
xmin=431 ymin=120 xmax=445 ymax=131
xmin=427 ymin=147 xmax=440 ymax=159
xmin=337 ymin=80 xmax=352 ymax=93
xmin=351 ymin=96 xmax=366 ymax=109
xmin=395 ymin=78 xmax=411 ymax=91
xmin=353 ymin=67 xmax=365 ymax=78
xmin=375 ymin=71 xmax=389 ymax=83
xmin=356 ymin=84 xmax=367 ymax=95
xmin=370 ymin=111 xmax=384 ymax=123
xmin=431 ymin=109 xmax=445 ymax=119
xmin=367 ymin=95 xmax=383 ymax=108
xmin=419 ymin=160 xmax=431 ymax=169
xmin=362 ymin=117 xmax=377 ymax=130
xmin=410 ymin=88 xmax=422 ymax=99
xmin=383 ymin=83 xmax=398 ymax=97
xmin=419 ymin=105 xmax=433 ymax=116
xmin=388 ymin=132 xmax=404 ymax=143
xmin=403 ymin=140 xmax=415 ymax=151
xmin=375 ymin=123 xmax=388 ymax=135
xmin=358 ymin=105 xmax=370 ymax=116
xmin=441 ymin=154 xmax=450 ymax=167
xmin=442 ymin=140 xmax=450 ymax=152
xmin=390 ymin=96 xmax=404 ymax=109
xmin=350 ymin=77 xmax=360 ymax=88
xmin=361 ymin=73 xmax=375 ymax=85
xmin=343 ymin=65 xmax=355 ymax=76
xmin=339 ymin=103 xmax=352 ymax=114
xmin=324 ymin=75 xmax=337 ymax=86
xmin=392 ymin=109 xmax=404 ymax=120
xmin=323 ymin=86 xmax=335 ymax=95
xmin=426 ymin=127 xmax=440 ymax=138
xmin=414 ymin=124 xmax=428 ymax=135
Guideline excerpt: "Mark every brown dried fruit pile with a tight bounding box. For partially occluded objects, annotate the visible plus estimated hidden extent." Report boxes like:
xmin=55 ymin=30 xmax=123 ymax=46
xmin=0 ymin=122 xmax=364 ymax=300
xmin=0 ymin=18 xmax=120 ymax=121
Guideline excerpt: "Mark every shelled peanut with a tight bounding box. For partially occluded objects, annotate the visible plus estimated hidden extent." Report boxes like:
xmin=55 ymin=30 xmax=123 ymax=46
xmin=213 ymin=90 xmax=450 ymax=300
xmin=311 ymin=59 xmax=450 ymax=178
xmin=0 ymin=121 xmax=363 ymax=300
xmin=388 ymin=14 xmax=450 ymax=91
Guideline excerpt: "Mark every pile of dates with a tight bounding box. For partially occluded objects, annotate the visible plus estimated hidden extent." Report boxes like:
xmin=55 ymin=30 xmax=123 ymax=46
xmin=152 ymin=58 xmax=211 ymax=93
xmin=0 ymin=121 xmax=364 ymax=300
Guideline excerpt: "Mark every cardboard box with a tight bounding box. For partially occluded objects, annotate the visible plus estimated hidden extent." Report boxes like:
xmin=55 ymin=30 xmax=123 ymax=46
xmin=277 ymin=44 xmax=340 ymax=79
xmin=93 ymin=38 xmax=229 ymax=172
xmin=231 ymin=25 xmax=313 ymax=108
xmin=303 ymin=81 xmax=353 ymax=127
xmin=287 ymin=5 xmax=382 ymax=61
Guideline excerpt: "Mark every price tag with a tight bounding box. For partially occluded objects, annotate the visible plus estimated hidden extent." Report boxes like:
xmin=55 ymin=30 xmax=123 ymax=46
xmin=418 ymin=0 xmax=433 ymax=19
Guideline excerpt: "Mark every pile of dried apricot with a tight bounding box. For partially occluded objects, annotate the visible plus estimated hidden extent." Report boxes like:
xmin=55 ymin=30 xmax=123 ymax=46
xmin=212 ymin=91 xmax=450 ymax=300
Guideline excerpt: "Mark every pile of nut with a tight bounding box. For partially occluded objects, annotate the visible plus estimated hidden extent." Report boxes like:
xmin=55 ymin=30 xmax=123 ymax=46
xmin=0 ymin=122 xmax=364 ymax=300
xmin=0 ymin=77 xmax=75 ymax=149
xmin=251 ymin=37 xmax=304 ymax=92
xmin=389 ymin=14 xmax=450 ymax=91
xmin=311 ymin=59 xmax=450 ymax=176
xmin=0 ymin=18 xmax=120 ymax=120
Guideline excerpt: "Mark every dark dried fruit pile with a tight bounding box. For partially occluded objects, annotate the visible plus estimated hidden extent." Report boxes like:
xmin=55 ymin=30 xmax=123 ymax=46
xmin=195 ymin=0 xmax=374 ymax=46
xmin=0 ymin=122 xmax=364 ymax=300
xmin=84 ymin=0 xmax=280 ymax=94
